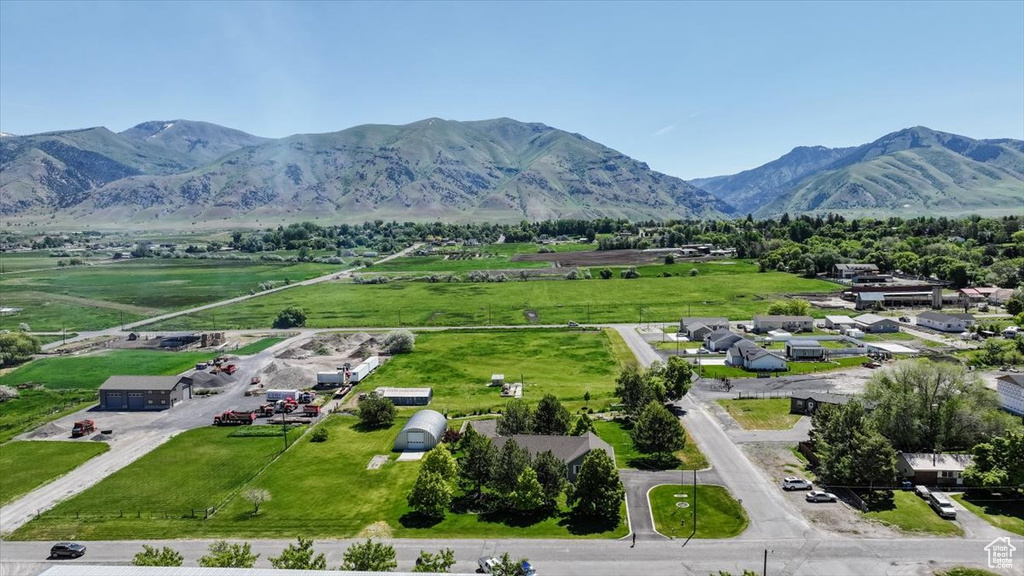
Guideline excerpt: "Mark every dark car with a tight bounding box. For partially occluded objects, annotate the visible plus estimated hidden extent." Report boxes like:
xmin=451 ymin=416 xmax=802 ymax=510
xmin=50 ymin=542 xmax=86 ymax=559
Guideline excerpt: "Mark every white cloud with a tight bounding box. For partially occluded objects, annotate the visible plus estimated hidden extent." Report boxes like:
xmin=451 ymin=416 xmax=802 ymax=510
xmin=652 ymin=125 xmax=676 ymax=137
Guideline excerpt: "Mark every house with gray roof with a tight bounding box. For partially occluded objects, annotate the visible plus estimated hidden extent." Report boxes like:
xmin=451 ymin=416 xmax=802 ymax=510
xmin=917 ymin=311 xmax=975 ymax=333
xmin=492 ymin=432 xmax=614 ymax=481
xmin=725 ymin=339 xmax=787 ymax=371
xmin=896 ymin=452 xmax=973 ymax=487
xmin=789 ymin=392 xmax=854 ymax=415
xmin=785 ymin=339 xmax=826 ymax=361
xmin=752 ymin=315 xmax=814 ymax=334
xmin=704 ymin=329 xmax=744 ymax=352
xmin=852 ymin=313 xmax=900 ymax=333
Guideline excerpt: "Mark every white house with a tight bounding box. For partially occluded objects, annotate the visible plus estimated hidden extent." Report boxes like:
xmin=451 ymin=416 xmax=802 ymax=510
xmin=997 ymin=374 xmax=1024 ymax=416
xmin=725 ymin=339 xmax=787 ymax=371
xmin=916 ymin=311 xmax=976 ymax=333
xmin=752 ymin=315 xmax=814 ymax=334
xmin=824 ymin=315 xmax=859 ymax=330
xmin=852 ymin=313 xmax=900 ymax=333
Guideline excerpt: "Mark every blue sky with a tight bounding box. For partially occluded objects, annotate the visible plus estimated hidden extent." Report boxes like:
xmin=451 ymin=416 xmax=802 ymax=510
xmin=1 ymin=1 xmax=1022 ymax=178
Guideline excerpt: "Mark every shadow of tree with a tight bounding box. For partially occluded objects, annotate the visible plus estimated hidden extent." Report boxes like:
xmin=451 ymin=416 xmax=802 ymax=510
xmin=399 ymin=510 xmax=444 ymax=529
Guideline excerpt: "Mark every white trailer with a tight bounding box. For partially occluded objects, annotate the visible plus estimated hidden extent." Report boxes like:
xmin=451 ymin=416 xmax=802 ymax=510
xmin=266 ymin=389 xmax=300 ymax=401
xmin=317 ymin=372 xmax=345 ymax=385
xmin=348 ymin=356 xmax=380 ymax=383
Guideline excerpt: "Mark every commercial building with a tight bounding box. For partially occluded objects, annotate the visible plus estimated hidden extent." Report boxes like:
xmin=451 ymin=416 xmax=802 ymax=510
xmin=996 ymin=374 xmax=1024 ymax=416
xmin=98 ymin=375 xmax=192 ymax=411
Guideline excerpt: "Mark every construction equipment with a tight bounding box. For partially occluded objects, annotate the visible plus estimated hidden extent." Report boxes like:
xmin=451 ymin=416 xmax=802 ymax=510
xmin=213 ymin=410 xmax=255 ymax=426
xmin=71 ymin=420 xmax=96 ymax=437
xmin=250 ymin=376 xmax=261 ymax=386
xmin=257 ymin=403 xmax=276 ymax=417
xmin=275 ymin=398 xmax=298 ymax=413
xmin=222 ymin=364 xmax=238 ymax=375
xmin=303 ymin=404 xmax=322 ymax=417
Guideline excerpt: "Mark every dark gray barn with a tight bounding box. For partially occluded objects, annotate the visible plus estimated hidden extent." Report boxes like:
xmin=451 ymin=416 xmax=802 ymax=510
xmin=98 ymin=375 xmax=192 ymax=411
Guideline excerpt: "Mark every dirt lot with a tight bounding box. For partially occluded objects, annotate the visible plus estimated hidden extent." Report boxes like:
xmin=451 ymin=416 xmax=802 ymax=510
xmin=254 ymin=332 xmax=382 ymax=392
xmin=512 ymin=249 xmax=719 ymax=267
xmin=742 ymin=442 xmax=900 ymax=538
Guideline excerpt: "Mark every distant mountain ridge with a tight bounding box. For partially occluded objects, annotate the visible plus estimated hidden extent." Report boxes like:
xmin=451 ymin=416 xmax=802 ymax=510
xmin=694 ymin=126 xmax=1024 ymax=217
xmin=1 ymin=117 xmax=732 ymax=225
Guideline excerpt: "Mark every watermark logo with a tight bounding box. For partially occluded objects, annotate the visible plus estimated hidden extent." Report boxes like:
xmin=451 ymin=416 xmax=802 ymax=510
xmin=985 ymin=537 xmax=1016 ymax=570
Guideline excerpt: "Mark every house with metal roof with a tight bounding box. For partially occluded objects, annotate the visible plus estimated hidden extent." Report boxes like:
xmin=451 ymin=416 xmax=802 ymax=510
xmin=896 ymin=452 xmax=973 ymax=487
xmin=785 ymin=339 xmax=826 ymax=361
xmin=374 ymin=386 xmax=432 ymax=406
xmin=789 ymin=392 xmax=854 ymax=415
xmin=98 ymin=375 xmax=191 ymax=411
xmin=852 ymin=313 xmax=900 ymax=333
xmin=493 ymin=432 xmax=614 ymax=481
xmin=393 ymin=409 xmax=447 ymax=451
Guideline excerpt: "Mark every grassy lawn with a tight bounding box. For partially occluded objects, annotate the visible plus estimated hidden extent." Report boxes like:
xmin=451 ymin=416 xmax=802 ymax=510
xmin=0 ymin=389 xmax=98 ymax=444
xmin=145 ymin=270 xmax=840 ymax=331
xmin=353 ymin=329 xmax=630 ymax=415
xmin=648 ymin=484 xmax=748 ymax=538
xmin=716 ymin=398 xmax=801 ymax=430
xmin=12 ymin=426 xmax=295 ymax=540
xmin=232 ymin=337 xmax=285 ymax=355
xmin=859 ymin=332 xmax=917 ymax=342
xmin=0 ymin=350 xmax=212 ymax=390
xmin=863 ymin=490 xmax=963 ymax=536
xmin=366 ymin=255 xmax=551 ymax=273
xmin=0 ymin=441 xmax=110 ymax=505
xmin=936 ymin=568 xmax=1001 ymax=576
xmin=30 ymin=334 xmax=78 ymax=346
xmin=0 ymin=258 xmax=340 ymax=332
xmin=0 ymin=251 xmax=111 ymax=274
xmin=952 ymin=493 xmax=1024 ymax=536
xmin=592 ymin=418 xmax=708 ymax=470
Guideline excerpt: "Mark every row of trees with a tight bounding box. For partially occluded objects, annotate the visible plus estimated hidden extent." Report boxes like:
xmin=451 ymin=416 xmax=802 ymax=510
xmin=133 ymin=537 xmax=465 ymax=572
xmin=614 ymin=356 xmax=693 ymax=416
xmin=497 ymin=395 xmax=591 ymax=436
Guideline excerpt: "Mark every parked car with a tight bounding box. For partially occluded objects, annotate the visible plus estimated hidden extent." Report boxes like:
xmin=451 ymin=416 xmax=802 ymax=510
xmin=478 ymin=557 xmax=536 ymax=575
xmin=696 ymin=348 xmax=711 ymax=355
xmin=915 ymin=485 xmax=931 ymax=499
xmin=782 ymin=477 xmax=813 ymax=491
xmin=567 ymin=321 xmax=579 ymax=327
xmin=900 ymin=481 xmax=913 ymax=491
xmin=49 ymin=543 xmax=86 ymax=559
xmin=928 ymin=493 xmax=957 ymax=519
xmin=805 ymin=490 xmax=837 ymax=502
xmin=899 ymin=316 xmax=911 ymax=323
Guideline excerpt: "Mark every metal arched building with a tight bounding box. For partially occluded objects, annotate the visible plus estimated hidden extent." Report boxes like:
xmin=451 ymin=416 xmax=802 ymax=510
xmin=393 ymin=409 xmax=447 ymax=451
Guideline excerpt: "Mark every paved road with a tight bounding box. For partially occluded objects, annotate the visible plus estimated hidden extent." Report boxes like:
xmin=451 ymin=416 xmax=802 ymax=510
xmin=0 ymin=334 xmax=305 ymax=534
xmin=620 ymin=469 xmax=722 ymax=540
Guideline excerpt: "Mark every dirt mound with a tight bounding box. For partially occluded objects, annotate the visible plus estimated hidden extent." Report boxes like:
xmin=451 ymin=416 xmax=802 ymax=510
xmin=92 ymin=433 xmax=112 ymax=441
xmin=357 ymin=521 xmax=393 ymax=539
xmin=259 ymin=360 xmax=318 ymax=389
xmin=280 ymin=332 xmax=381 ymax=359
xmin=28 ymin=422 xmax=65 ymax=439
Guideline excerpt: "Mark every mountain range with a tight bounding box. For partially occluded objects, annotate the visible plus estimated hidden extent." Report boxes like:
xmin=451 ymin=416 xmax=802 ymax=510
xmin=1 ymin=119 xmax=1020 ymax=228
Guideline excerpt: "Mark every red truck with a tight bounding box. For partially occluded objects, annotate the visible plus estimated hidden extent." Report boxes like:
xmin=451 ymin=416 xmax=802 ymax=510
xmin=213 ymin=410 xmax=255 ymax=426
xmin=257 ymin=403 xmax=276 ymax=417
xmin=303 ymin=405 xmax=322 ymax=417
xmin=222 ymin=364 xmax=238 ymax=375
xmin=275 ymin=398 xmax=298 ymax=413
xmin=71 ymin=420 xmax=96 ymax=437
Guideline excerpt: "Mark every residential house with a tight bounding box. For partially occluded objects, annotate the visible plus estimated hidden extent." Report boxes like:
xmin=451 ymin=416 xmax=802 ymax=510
xmin=99 ymin=375 xmax=192 ymax=411
xmin=833 ymin=263 xmax=880 ymax=279
xmin=852 ymin=313 xmax=900 ymax=333
xmin=790 ymin=392 xmax=854 ymax=416
xmin=896 ymin=452 xmax=973 ymax=487
xmin=785 ymin=339 xmax=826 ymax=361
xmin=824 ymin=315 xmax=859 ymax=330
xmin=704 ymin=329 xmax=744 ymax=352
xmin=752 ymin=315 xmax=814 ymax=334
xmin=725 ymin=339 xmax=787 ymax=371
xmin=989 ymin=288 xmax=1016 ymax=306
xmin=996 ymin=374 xmax=1024 ymax=416
xmin=492 ymin=432 xmax=615 ymax=482
xmin=917 ymin=311 xmax=975 ymax=333
xmin=679 ymin=317 xmax=728 ymax=340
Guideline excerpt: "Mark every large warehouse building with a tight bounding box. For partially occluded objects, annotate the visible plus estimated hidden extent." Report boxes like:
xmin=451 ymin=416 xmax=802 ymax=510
xmin=98 ymin=375 xmax=192 ymax=411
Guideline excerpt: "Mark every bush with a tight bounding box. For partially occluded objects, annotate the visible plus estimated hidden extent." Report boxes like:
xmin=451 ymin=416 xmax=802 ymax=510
xmin=599 ymin=268 xmax=613 ymax=279
xmin=0 ymin=332 xmax=41 ymax=366
xmin=273 ymin=306 xmax=307 ymax=329
xmin=620 ymin=267 xmax=640 ymax=279
xmin=565 ymin=269 xmax=580 ymax=280
xmin=664 ymin=254 xmax=675 ymax=265
xmin=689 ymin=268 xmax=699 ymax=276
xmin=358 ymin=395 xmax=396 ymax=429
xmin=383 ymin=329 xmax=416 ymax=354
xmin=0 ymin=385 xmax=19 ymax=402
xmin=310 ymin=426 xmax=329 ymax=443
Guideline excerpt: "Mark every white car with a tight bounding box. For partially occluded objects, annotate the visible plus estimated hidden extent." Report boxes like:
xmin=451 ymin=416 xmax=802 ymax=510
xmin=805 ymin=490 xmax=837 ymax=502
xmin=782 ymin=477 xmax=813 ymax=491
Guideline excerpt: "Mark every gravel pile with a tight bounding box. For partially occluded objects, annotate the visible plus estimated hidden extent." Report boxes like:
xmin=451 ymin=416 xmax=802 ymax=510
xmin=259 ymin=361 xmax=319 ymax=390
xmin=28 ymin=422 xmax=65 ymax=439
xmin=91 ymin=433 xmax=112 ymax=442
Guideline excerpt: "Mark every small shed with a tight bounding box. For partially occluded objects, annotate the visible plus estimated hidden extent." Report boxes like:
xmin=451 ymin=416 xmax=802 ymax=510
xmin=394 ymin=409 xmax=447 ymax=451
xmin=491 ymin=374 xmax=505 ymax=387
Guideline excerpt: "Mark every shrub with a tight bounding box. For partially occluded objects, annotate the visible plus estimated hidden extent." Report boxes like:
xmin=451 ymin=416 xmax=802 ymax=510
xmin=382 ymin=330 xmax=416 ymax=354
xmin=620 ymin=267 xmax=640 ymax=279
xmin=599 ymin=268 xmax=613 ymax=279
xmin=273 ymin=306 xmax=307 ymax=329
xmin=310 ymin=426 xmax=329 ymax=443
xmin=664 ymin=254 xmax=675 ymax=264
xmin=689 ymin=268 xmax=699 ymax=276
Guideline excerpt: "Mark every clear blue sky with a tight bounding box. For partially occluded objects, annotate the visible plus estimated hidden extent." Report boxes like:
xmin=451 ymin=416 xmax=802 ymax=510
xmin=2 ymin=1 xmax=1022 ymax=179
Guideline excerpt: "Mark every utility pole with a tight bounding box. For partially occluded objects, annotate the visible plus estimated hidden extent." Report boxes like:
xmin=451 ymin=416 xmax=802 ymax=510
xmin=763 ymin=549 xmax=768 ymax=576
xmin=282 ymin=409 xmax=289 ymax=451
xmin=692 ymin=468 xmax=697 ymax=535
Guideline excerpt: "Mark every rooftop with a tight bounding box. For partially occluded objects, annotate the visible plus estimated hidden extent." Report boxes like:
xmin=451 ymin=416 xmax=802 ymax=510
xmin=854 ymin=313 xmax=894 ymax=324
xmin=99 ymin=375 xmax=186 ymax=391
xmin=791 ymin=392 xmax=854 ymax=405
xmin=899 ymin=452 xmax=974 ymax=472
xmin=918 ymin=311 xmax=974 ymax=322
xmin=997 ymin=374 xmax=1024 ymax=387
xmin=494 ymin=432 xmax=614 ymax=465
xmin=375 ymin=387 xmax=432 ymax=397
xmin=788 ymin=339 xmax=822 ymax=347
xmin=753 ymin=315 xmax=814 ymax=322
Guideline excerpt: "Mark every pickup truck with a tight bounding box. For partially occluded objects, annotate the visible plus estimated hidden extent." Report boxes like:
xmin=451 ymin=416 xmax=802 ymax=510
xmin=478 ymin=557 xmax=536 ymax=576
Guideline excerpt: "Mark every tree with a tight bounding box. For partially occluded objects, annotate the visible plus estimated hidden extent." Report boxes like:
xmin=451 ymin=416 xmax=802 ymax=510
xmin=383 ymin=329 xmax=416 ymax=353
xmin=631 ymin=401 xmax=685 ymax=457
xmin=599 ymin=268 xmax=613 ymax=279
xmin=408 ymin=470 xmax=454 ymax=518
xmin=310 ymin=426 xmax=329 ymax=442
xmin=620 ymin=267 xmax=640 ymax=279
xmin=490 ymin=553 xmax=531 ymax=576
xmin=663 ymin=355 xmax=693 ymax=401
xmin=414 ymin=548 xmax=455 ymax=573
xmin=567 ymin=449 xmax=624 ymax=522
xmin=497 ymin=399 xmax=532 ymax=435
xmin=17 ymin=322 xmax=30 ymax=332
xmin=963 ymin=430 xmax=1024 ymax=490
xmin=133 ymin=545 xmax=183 ymax=567
xmin=531 ymin=449 xmax=567 ymax=504
xmin=811 ymin=401 xmax=897 ymax=489
xmin=614 ymin=363 xmax=656 ymax=416
xmin=664 ymin=253 xmax=675 ymax=265
xmin=458 ymin=425 xmax=496 ymax=495
xmin=358 ymin=395 xmax=396 ymax=429
xmin=0 ymin=332 xmax=41 ymax=366
xmin=531 ymin=394 xmax=570 ymax=435
xmin=767 ymin=299 xmax=810 ymax=316
xmin=511 ymin=467 xmax=546 ymax=514
xmin=491 ymin=438 xmax=532 ymax=494
xmin=198 ymin=541 xmax=259 ymax=568
xmin=421 ymin=444 xmax=458 ymax=481
xmin=569 ymin=414 xmax=595 ymax=436
xmin=269 ymin=537 xmax=327 ymax=570
xmin=273 ymin=306 xmax=307 ymax=329
xmin=341 ymin=539 xmax=397 ymax=572
xmin=243 ymin=488 xmax=271 ymax=515
xmin=1007 ymin=294 xmax=1024 ymax=316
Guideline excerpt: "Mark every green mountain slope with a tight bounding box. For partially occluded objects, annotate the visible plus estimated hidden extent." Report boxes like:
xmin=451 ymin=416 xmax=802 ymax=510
xmin=118 ymin=120 xmax=268 ymax=166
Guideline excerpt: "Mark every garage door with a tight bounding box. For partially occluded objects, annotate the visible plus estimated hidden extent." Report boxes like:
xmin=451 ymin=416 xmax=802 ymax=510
xmin=406 ymin=431 xmax=426 ymax=450
xmin=128 ymin=392 xmax=145 ymax=410
xmin=105 ymin=392 xmax=122 ymax=409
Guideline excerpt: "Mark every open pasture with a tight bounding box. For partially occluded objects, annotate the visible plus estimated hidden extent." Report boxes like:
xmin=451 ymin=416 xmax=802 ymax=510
xmin=0 ymin=349 xmax=212 ymax=390
xmin=0 ymin=441 xmax=110 ymax=505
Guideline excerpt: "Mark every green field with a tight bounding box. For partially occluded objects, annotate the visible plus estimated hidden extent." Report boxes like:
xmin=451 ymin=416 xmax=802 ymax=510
xmin=0 ymin=350 xmax=212 ymax=390
xmin=353 ymin=329 xmax=631 ymax=415
xmin=30 ymin=333 xmax=78 ymax=346
xmin=716 ymin=398 xmax=801 ymax=430
xmin=14 ymin=416 xmax=627 ymax=540
xmin=0 ymin=389 xmax=98 ymax=444
xmin=648 ymin=484 xmax=748 ymax=538
xmin=863 ymin=490 xmax=964 ymax=536
xmin=232 ymin=338 xmax=285 ymax=355
xmin=0 ymin=441 xmax=109 ymax=505
xmin=366 ymin=255 xmax=551 ymax=273
xmin=13 ymin=426 xmax=295 ymax=540
xmin=952 ymin=493 xmax=1024 ymax=536
xmin=859 ymin=332 xmax=917 ymax=342
xmin=145 ymin=270 xmax=840 ymax=331
xmin=592 ymin=419 xmax=708 ymax=470
xmin=0 ymin=251 xmax=111 ymax=274
xmin=0 ymin=258 xmax=341 ymax=331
